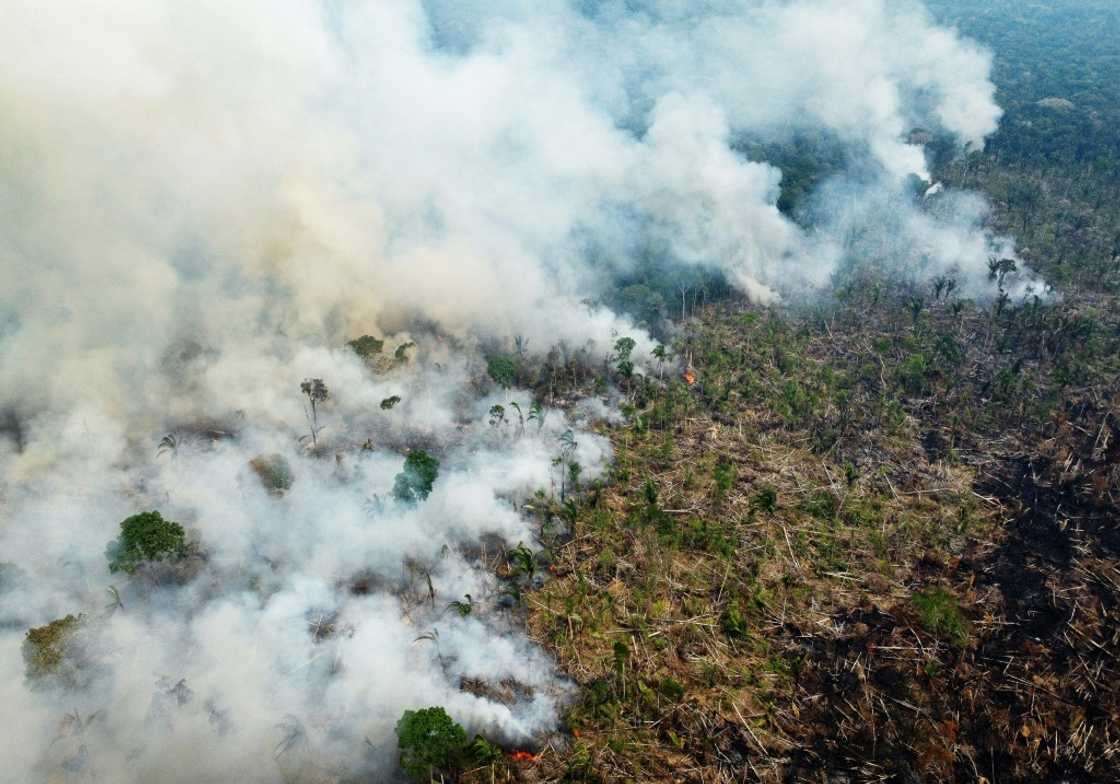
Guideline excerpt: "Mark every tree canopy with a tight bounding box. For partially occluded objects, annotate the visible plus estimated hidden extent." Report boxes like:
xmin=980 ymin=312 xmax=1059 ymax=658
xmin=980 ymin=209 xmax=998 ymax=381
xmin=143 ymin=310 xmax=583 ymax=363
xmin=106 ymin=511 xmax=187 ymax=575
xmin=392 ymin=450 xmax=440 ymax=504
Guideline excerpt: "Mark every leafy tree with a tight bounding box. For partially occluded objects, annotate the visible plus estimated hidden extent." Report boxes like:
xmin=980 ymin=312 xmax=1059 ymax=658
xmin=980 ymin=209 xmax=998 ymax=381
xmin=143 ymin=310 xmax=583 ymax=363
xmin=615 ymin=284 xmax=667 ymax=329
xmin=614 ymin=336 xmax=637 ymax=380
xmin=395 ymin=342 xmax=415 ymax=362
xmin=348 ymin=335 xmax=384 ymax=360
xmin=106 ymin=511 xmax=187 ymax=575
xmin=393 ymin=450 xmax=440 ymax=504
xmin=395 ymin=707 xmax=468 ymax=782
xmin=381 ymin=395 xmax=402 ymax=410
xmin=487 ymin=355 xmax=518 ymax=388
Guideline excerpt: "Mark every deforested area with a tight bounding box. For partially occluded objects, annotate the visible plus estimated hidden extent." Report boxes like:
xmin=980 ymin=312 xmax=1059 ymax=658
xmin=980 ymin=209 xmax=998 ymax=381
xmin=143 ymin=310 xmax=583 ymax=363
xmin=1 ymin=2 xmax=1117 ymax=783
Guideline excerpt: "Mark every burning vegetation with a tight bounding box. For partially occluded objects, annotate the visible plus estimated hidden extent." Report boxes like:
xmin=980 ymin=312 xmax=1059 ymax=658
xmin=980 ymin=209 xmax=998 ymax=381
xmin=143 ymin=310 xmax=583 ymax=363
xmin=2 ymin=1 xmax=1119 ymax=783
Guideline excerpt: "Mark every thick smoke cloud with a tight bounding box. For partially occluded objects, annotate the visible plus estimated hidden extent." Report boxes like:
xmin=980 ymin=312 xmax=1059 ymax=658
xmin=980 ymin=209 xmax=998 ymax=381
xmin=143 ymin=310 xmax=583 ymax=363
xmin=1 ymin=1 xmax=1034 ymax=781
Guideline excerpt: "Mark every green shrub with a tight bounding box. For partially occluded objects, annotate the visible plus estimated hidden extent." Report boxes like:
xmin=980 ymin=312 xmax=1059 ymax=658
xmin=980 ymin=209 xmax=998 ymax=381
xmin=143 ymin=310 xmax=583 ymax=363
xmin=392 ymin=450 xmax=440 ymax=504
xmin=658 ymin=677 xmax=686 ymax=702
xmin=348 ymin=335 xmax=384 ymax=360
xmin=487 ymin=355 xmax=518 ymax=388
xmin=395 ymin=342 xmax=416 ymax=362
xmin=752 ymin=484 xmax=779 ymax=515
xmin=106 ymin=511 xmax=187 ymax=575
xmin=467 ymin=736 xmax=502 ymax=765
xmin=804 ymin=490 xmax=839 ymax=521
xmin=897 ymin=353 xmax=931 ymax=395
xmin=913 ymin=587 xmax=970 ymax=647
xmin=395 ymin=707 xmax=468 ymax=781
xmin=712 ymin=458 xmax=735 ymax=500
xmin=722 ymin=599 xmax=749 ymax=640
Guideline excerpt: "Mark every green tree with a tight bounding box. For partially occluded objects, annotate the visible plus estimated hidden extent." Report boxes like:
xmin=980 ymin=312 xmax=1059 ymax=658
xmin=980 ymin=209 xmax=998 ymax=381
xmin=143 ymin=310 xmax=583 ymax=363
xmin=393 ymin=450 xmax=441 ymax=504
xmin=395 ymin=342 xmax=416 ymax=362
xmin=395 ymin=707 xmax=468 ymax=782
xmin=348 ymin=335 xmax=384 ymax=360
xmin=652 ymin=343 xmax=668 ymax=380
xmin=487 ymin=355 xmax=518 ymax=389
xmin=614 ymin=336 xmax=637 ymax=380
xmin=106 ymin=511 xmax=187 ymax=575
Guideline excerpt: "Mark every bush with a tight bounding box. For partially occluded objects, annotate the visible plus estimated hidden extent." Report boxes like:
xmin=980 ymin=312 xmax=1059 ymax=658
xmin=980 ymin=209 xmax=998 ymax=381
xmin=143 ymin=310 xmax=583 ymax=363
xmin=348 ymin=335 xmax=384 ymax=360
xmin=752 ymin=484 xmax=779 ymax=515
xmin=248 ymin=454 xmax=294 ymax=494
xmin=722 ymin=599 xmax=749 ymax=640
xmin=712 ymin=458 xmax=735 ymax=501
xmin=395 ymin=707 xmax=468 ymax=781
xmin=487 ymin=355 xmax=518 ymax=388
xmin=392 ymin=450 xmax=440 ymax=504
xmin=381 ymin=395 xmax=402 ymax=410
xmin=804 ymin=490 xmax=839 ymax=521
xmin=913 ymin=587 xmax=970 ymax=647
xmin=23 ymin=614 xmax=83 ymax=684
xmin=106 ymin=511 xmax=187 ymax=575
xmin=897 ymin=352 xmax=932 ymax=395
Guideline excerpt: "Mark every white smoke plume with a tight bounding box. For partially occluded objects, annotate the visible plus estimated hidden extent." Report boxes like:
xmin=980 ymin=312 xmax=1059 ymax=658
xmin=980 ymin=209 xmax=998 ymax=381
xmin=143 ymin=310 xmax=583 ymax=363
xmin=0 ymin=0 xmax=1034 ymax=780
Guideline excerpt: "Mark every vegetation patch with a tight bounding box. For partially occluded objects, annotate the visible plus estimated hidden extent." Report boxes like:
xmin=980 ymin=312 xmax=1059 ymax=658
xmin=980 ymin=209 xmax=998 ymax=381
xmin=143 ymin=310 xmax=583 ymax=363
xmin=106 ymin=511 xmax=188 ymax=575
xmin=392 ymin=450 xmax=440 ymax=504
xmin=248 ymin=453 xmax=294 ymax=495
xmin=23 ymin=614 xmax=83 ymax=682
xmin=912 ymin=586 xmax=970 ymax=647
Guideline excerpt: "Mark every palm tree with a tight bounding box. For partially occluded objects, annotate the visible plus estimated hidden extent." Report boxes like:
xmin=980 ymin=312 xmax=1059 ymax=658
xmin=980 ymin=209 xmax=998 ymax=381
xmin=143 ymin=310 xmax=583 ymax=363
xmin=300 ymin=378 xmax=329 ymax=448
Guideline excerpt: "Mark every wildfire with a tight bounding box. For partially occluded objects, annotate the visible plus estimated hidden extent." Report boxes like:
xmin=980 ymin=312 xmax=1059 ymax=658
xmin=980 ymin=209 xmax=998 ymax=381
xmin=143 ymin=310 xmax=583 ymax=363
xmin=683 ymin=370 xmax=697 ymax=386
xmin=508 ymin=751 xmax=542 ymax=763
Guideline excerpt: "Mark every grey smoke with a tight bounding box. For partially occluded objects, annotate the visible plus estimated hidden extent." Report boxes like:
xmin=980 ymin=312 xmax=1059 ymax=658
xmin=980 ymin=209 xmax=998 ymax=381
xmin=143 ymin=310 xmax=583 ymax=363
xmin=1 ymin=1 xmax=1036 ymax=781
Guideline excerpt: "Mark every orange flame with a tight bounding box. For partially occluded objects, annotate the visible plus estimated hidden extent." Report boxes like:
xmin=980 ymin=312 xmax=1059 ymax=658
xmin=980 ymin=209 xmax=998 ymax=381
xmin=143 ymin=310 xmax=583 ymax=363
xmin=509 ymin=751 xmax=541 ymax=763
xmin=683 ymin=370 xmax=697 ymax=386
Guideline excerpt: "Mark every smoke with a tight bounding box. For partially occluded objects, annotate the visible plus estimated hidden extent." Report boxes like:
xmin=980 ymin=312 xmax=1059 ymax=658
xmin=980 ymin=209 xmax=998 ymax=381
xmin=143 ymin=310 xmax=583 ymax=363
xmin=0 ymin=0 xmax=1037 ymax=780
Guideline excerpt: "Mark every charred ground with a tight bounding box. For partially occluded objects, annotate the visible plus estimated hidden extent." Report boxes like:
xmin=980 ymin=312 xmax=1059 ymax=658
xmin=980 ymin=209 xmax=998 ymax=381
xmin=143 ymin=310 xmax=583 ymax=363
xmin=457 ymin=86 xmax=1120 ymax=779
xmin=467 ymin=261 xmax=1118 ymax=783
